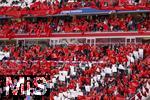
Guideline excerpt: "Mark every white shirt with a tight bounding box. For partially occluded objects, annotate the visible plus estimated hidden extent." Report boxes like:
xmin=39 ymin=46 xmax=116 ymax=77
xmin=138 ymin=48 xmax=143 ymax=58
xmin=33 ymin=90 xmax=41 ymax=95
xmin=54 ymin=96 xmax=60 ymax=100
xmin=85 ymin=85 xmax=91 ymax=92
xmin=59 ymin=75 xmax=66 ymax=82
xmin=133 ymin=51 xmax=139 ymax=59
xmin=118 ymin=64 xmax=125 ymax=70
xmin=104 ymin=67 xmax=112 ymax=74
xmin=94 ymin=82 xmax=99 ymax=87
xmin=37 ymin=84 xmax=45 ymax=89
xmin=97 ymin=75 xmax=101 ymax=80
xmin=52 ymin=78 xmax=56 ymax=83
xmin=112 ymin=64 xmax=117 ymax=72
xmin=130 ymin=56 xmax=135 ymax=63
xmin=59 ymin=71 xmax=68 ymax=76
xmin=50 ymin=83 xmax=53 ymax=89
xmin=101 ymin=70 xmax=106 ymax=77
xmin=70 ymin=66 xmax=75 ymax=75
xmin=88 ymin=62 xmax=92 ymax=68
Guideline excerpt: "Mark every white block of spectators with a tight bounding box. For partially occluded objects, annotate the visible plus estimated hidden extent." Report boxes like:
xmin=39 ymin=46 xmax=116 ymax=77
xmin=133 ymin=51 xmax=139 ymax=60
xmin=104 ymin=67 xmax=112 ymax=74
xmin=52 ymin=78 xmax=56 ymax=83
xmin=59 ymin=71 xmax=68 ymax=76
xmin=70 ymin=66 xmax=75 ymax=75
xmin=59 ymin=74 xmax=66 ymax=82
xmin=0 ymin=51 xmax=10 ymax=60
xmin=138 ymin=48 xmax=144 ymax=59
xmin=127 ymin=55 xmax=131 ymax=66
xmin=37 ymin=84 xmax=45 ymax=89
xmin=112 ymin=64 xmax=117 ymax=73
xmin=130 ymin=55 xmax=135 ymax=63
xmin=85 ymin=85 xmax=91 ymax=92
xmin=50 ymin=83 xmax=53 ymax=89
xmin=101 ymin=70 xmax=106 ymax=77
xmin=118 ymin=64 xmax=125 ymax=70
xmin=33 ymin=90 xmax=41 ymax=95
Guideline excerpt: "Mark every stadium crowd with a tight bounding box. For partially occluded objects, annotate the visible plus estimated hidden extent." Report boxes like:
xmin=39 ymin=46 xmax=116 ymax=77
xmin=0 ymin=0 xmax=149 ymax=18
xmin=0 ymin=0 xmax=149 ymax=8
xmin=0 ymin=44 xmax=150 ymax=99
xmin=0 ymin=0 xmax=149 ymax=99
xmin=0 ymin=13 xmax=149 ymax=38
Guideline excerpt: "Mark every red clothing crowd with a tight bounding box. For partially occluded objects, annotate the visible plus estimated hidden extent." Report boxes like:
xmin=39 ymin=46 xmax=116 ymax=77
xmin=0 ymin=44 xmax=150 ymax=99
xmin=0 ymin=0 xmax=149 ymax=18
xmin=0 ymin=13 xmax=149 ymax=38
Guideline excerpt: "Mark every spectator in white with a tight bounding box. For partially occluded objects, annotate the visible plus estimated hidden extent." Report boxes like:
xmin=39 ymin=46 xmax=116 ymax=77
xmin=85 ymin=85 xmax=91 ymax=93
xmin=59 ymin=73 xmax=66 ymax=82
xmin=52 ymin=77 xmax=57 ymax=84
xmin=110 ymin=25 xmax=113 ymax=31
xmin=118 ymin=64 xmax=125 ymax=70
xmin=104 ymin=67 xmax=112 ymax=75
xmin=76 ymin=83 xmax=80 ymax=91
xmin=50 ymin=82 xmax=53 ymax=90
xmin=68 ymin=0 xmax=76 ymax=2
xmin=70 ymin=66 xmax=76 ymax=75
xmin=112 ymin=64 xmax=117 ymax=73
xmin=54 ymin=96 xmax=60 ymax=100
xmin=101 ymin=69 xmax=106 ymax=77
xmin=130 ymin=53 xmax=135 ymax=63
xmin=133 ymin=50 xmax=139 ymax=60
xmin=57 ymin=25 xmax=61 ymax=32
xmin=138 ymin=48 xmax=144 ymax=59
xmin=127 ymin=55 xmax=131 ymax=66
